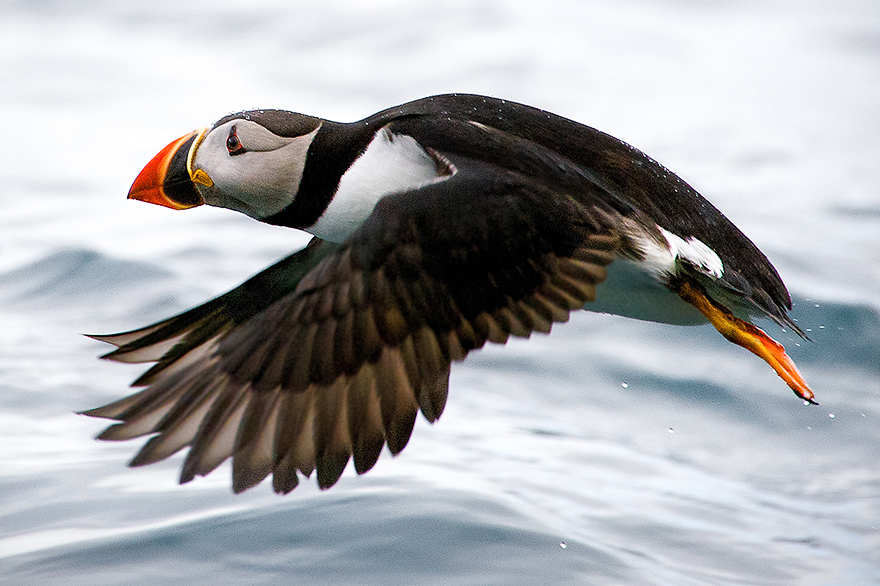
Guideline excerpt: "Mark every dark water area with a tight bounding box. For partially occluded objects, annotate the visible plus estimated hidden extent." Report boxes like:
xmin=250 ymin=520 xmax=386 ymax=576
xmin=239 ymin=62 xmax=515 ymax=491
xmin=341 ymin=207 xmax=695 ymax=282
xmin=1 ymin=1 xmax=879 ymax=584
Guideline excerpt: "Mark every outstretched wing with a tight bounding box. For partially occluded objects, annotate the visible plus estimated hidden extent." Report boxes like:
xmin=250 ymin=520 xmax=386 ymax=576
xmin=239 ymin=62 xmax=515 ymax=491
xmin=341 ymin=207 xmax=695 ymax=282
xmin=85 ymin=153 xmax=623 ymax=494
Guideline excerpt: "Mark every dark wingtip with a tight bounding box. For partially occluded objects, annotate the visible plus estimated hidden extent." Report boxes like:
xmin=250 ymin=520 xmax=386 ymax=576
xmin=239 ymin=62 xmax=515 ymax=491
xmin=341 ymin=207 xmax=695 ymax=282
xmin=83 ymin=333 xmax=122 ymax=359
xmin=179 ymin=470 xmax=196 ymax=485
xmin=272 ymin=471 xmax=301 ymax=495
xmin=84 ymin=332 xmax=129 ymax=346
xmin=384 ymin=410 xmax=417 ymax=456
xmin=79 ymin=405 xmax=115 ymax=419
xmin=316 ymin=451 xmax=351 ymax=490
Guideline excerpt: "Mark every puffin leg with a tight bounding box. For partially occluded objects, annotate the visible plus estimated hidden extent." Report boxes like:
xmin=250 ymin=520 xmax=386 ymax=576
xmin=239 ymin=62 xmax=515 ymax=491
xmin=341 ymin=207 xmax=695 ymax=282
xmin=676 ymin=279 xmax=817 ymax=404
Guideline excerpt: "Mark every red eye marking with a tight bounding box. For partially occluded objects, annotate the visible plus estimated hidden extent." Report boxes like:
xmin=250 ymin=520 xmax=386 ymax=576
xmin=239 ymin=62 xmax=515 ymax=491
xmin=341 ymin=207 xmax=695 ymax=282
xmin=226 ymin=126 xmax=246 ymax=156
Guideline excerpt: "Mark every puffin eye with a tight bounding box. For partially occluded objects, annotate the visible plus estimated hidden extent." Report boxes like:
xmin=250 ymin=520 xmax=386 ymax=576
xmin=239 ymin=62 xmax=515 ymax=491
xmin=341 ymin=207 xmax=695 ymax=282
xmin=226 ymin=126 xmax=246 ymax=156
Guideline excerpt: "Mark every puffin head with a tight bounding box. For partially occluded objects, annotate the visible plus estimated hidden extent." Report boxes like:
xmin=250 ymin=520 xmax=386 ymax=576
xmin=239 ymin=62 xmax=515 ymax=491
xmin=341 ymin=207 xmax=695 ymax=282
xmin=128 ymin=111 xmax=322 ymax=220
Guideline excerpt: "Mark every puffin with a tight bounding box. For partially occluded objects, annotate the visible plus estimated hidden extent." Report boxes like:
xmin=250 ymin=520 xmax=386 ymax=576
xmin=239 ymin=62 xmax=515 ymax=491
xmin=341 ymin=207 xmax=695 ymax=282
xmin=84 ymin=94 xmax=815 ymax=494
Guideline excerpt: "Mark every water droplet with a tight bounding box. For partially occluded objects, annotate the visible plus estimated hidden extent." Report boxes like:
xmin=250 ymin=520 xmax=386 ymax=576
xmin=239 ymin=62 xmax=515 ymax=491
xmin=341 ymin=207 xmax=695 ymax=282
xmin=807 ymin=426 xmax=812 ymax=430
xmin=668 ymin=428 xmax=674 ymax=434
xmin=828 ymin=413 xmax=835 ymax=419
xmin=559 ymin=541 xmax=567 ymax=549
xmin=803 ymin=400 xmax=811 ymax=406
xmin=819 ymin=325 xmax=825 ymax=329
xmin=621 ymin=382 xmax=629 ymax=389
xmin=814 ymin=304 xmax=820 ymax=308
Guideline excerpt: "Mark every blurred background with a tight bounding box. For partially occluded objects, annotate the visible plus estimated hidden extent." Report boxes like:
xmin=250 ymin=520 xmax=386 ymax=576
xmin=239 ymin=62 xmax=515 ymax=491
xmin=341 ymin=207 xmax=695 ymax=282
xmin=1 ymin=1 xmax=878 ymax=584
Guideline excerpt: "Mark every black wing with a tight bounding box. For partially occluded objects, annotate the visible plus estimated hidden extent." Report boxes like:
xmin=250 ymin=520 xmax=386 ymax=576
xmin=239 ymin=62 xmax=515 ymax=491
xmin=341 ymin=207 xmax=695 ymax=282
xmin=371 ymin=94 xmax=799 ymax=332
xmin=85 ymin=152 xmax=622 ymax=493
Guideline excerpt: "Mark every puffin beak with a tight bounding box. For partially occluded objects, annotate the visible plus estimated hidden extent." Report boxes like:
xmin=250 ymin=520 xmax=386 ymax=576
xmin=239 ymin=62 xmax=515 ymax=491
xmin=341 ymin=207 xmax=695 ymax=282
xmin=677 ymin=280 xmax=817 ymax=404
xmin=128 ymin=128 xmax=209 ymax=210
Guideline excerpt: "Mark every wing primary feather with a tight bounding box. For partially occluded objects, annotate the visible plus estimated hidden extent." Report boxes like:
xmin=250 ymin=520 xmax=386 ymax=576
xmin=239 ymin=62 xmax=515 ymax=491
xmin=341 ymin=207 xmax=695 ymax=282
xmin=508 ymin=303 xmax=538 ymax=334
xmin=494 ymin=306 xmax=531 ymax=338
xmin=412 ymin=327 xmax=445 ymax=382
xmin=416 ymin=365 xmax=450 ymax=423
xmin=130 ymin=324 xmax=227 ymax=387
xmin=233 ymin=389 xmax=283 ymax=493
xmin=374 ymin=347 xmax=419 ymax=455
xmin=474 ymin=313 xmax=509 ymax=344
xmin=252 ymin=329 xmax=294 ymax=392
xmin=517 ymin=301 xmax=553 ymax=333
xmin=86 ymin=323 xmax=168 ymax=348
xmin=234 ymin=388 xmax=280 ymax=454
xmin=449 ymin=318 xmax=476 ymax=352
xmin=100 ymin=334 xmax=186 ymax=364
xmin=114 ymin=359 xmax=217 ymax=422
xmin=180 ymin=383 xmax=249 ymax=483
xmin=398 ymin=335 xmax=422 ymax=388
xmin=539 ymin=280 xmax=585 ymax=310
xmin=557 ymin=257 xmax=608 ymax=283
xmin=272 ymin=388 xmax=314 ymax=465
xmin=270 ymin=390 xmax=314 ymax=493
xmin=291 ymin=398 xmax=317 ymax=477
xmin=271 ymin=464 xmax=299 ymax=494
xmin=130 ymin=336 xmax=220 ymax=388
xmin=224 ymin=329 xmax=284 ymax=386
xmin=529 ymin=291 xmax=570 ymax=323
xmin=93 ymin=236 xmax=339 ymax=367
xmin=128 ymin=377 xmax=226 ymax=467
xmin=95 ymin=400 xmax=177 ymax=441
xmin=81 ymin=385 xmax=165 ymax=420
xmin=103 ymin=308 xmax=227 ymax=365
xmin=549 ymin=271 xmax=599 ymax=304
xmin=313 ymin=378 xmax=353 ymax=489
xmin=347 ymin=364 xmax=386 ymax=474
xmin=89 ymin=367 xmax=206 ymax=438
xmin=445 ymin=330 xmax=468 ymax=361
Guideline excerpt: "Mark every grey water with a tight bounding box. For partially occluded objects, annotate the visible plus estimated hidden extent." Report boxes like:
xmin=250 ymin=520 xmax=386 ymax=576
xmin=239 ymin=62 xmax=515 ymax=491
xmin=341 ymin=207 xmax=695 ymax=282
xmin=1 ymin=1 xmax=879 ymax=584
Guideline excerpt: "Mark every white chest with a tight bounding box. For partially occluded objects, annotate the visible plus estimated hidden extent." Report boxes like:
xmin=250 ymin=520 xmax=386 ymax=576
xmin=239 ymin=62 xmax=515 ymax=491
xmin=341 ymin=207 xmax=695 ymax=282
xmin=307 ymin=127 xmax=450 ymax=243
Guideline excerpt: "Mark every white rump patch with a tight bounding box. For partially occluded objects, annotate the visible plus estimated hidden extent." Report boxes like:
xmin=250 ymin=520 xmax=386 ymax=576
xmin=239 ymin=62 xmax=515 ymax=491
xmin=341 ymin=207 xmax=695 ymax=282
xmin=659 ymin=228 xmax=724 ymax=278
xmin=308 ymin=127 xmax=452 ymax=242
xmin=625 ymin=226 xmax=724 ymax=281
xmin=586 ymin=224 xmax=724 ymax=326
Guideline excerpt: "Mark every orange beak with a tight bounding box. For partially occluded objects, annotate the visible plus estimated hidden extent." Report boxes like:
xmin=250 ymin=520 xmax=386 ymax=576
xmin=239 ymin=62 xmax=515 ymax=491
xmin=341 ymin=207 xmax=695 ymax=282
xmin=128 ymin=129 xmax=208 ymax=210
xmin=678 ymin=279 xmax=817 ymax=404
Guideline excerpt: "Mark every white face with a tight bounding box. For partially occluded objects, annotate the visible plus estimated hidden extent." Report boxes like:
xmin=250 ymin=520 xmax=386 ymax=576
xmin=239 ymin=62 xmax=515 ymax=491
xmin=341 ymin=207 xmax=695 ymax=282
xmin=190 ymin=119 xmax=321 ymax=219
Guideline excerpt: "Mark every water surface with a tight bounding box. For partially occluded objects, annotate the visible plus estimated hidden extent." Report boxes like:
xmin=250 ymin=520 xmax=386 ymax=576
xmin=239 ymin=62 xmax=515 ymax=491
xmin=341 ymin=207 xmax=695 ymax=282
xmin=1 ymin=1 xmax=878 ymax=584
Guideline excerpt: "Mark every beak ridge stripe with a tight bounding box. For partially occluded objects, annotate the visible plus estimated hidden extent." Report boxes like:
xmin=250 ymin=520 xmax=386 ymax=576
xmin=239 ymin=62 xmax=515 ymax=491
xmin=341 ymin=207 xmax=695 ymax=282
xmin=186 ymin=127 xmax=210 ymax=181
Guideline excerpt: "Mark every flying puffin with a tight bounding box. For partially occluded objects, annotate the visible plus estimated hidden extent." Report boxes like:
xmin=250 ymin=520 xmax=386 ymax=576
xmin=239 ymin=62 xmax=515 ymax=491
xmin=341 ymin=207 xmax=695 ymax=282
xmin=84 ymin=94 xmax=815 ymax=494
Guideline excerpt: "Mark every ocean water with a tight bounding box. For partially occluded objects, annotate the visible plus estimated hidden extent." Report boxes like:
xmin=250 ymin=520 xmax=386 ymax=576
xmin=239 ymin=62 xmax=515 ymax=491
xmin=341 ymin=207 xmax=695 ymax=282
xmin=1 ymin=1 xmax=879 ymax=584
